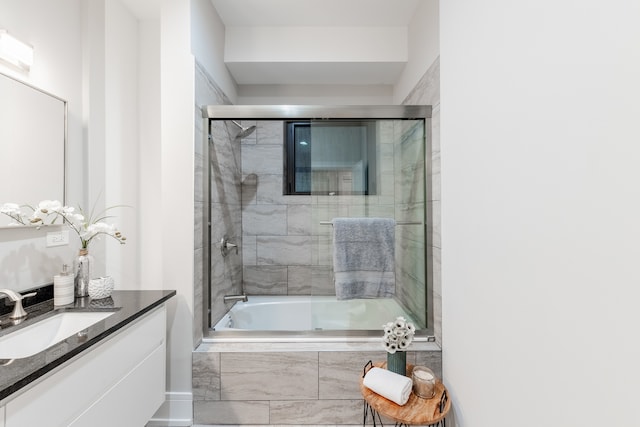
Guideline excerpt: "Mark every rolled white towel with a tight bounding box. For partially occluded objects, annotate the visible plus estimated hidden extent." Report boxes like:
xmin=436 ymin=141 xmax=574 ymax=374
xmin=363 ymin=367 xmax=412 ymax=405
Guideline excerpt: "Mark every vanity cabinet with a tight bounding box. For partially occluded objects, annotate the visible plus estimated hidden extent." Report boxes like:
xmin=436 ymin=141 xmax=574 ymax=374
xmin=3 ymin=305 xmax=166 ymax=427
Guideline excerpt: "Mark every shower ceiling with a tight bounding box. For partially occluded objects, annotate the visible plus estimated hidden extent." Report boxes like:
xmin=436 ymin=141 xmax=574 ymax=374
xmin=211 ymin=0 xmax=421 ymax=26
xmin=211 ymin=0 xmax=424 ymax=85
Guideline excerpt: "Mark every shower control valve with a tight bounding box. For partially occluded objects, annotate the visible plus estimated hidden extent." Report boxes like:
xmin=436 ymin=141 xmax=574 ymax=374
xmin=220 ymin=236 xmax=238 ymax=257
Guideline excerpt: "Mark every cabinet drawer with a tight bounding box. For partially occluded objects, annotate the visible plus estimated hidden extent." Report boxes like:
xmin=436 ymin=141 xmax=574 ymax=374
xmin=69 ymin=343 xmax=165 ymax=427
xmin=6 ymin=306 xmax=165 ymax=427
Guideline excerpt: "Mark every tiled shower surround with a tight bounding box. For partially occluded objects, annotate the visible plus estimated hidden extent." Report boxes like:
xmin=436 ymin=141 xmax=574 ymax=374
xmin=192 ymin=56 xmax=442 ymax=425
xmin=403 ymin=56 xmax=441 ymax=346
xmin=193 ymin=63 xmax=239 ymax=347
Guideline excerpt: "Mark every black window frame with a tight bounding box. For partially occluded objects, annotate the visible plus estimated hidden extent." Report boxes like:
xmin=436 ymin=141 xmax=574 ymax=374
xmin=283 ymin=120 xmax=377 ymax=196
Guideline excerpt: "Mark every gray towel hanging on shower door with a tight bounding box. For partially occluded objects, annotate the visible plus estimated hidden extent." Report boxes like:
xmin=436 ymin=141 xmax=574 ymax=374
xmin=332 ymin=217 xmax=396 ymax=300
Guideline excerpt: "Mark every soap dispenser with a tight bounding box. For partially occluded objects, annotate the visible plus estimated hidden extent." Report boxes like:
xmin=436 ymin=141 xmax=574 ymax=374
xmin=54 ymin=264 xmax=74 ymax=306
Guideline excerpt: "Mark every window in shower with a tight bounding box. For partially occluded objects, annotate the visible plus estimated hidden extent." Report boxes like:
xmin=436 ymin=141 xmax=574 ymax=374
xmin=284 ymin=120 xmax=378 ymax=196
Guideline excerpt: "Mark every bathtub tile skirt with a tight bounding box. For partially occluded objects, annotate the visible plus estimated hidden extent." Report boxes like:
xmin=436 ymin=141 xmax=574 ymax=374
xmin=193 ymin=352 xmax=221 ymax=401
xmin=194 ymin=400 xmax=270 ymax=425
xmin=270 ymin=400 xmax=362 ymax=425
xmin=319 ymin=351 xmax=382 ymax=399
xmin=220 ymin=352 xmax=318 ymax=400
xmin=193 ymin=347 xmax=442 ymax=425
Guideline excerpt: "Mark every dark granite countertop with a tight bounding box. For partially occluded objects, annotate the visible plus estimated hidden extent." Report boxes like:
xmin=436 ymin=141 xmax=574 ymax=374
xmin=0 ymin=289 xmax=176 ymax=403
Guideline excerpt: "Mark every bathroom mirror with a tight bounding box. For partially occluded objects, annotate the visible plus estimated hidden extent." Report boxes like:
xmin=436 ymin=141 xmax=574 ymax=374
xmin=0 ymin=72 xmax=66 ymax=227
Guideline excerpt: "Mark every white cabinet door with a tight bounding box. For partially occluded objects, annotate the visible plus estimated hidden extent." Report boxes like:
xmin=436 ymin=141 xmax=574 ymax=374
xmin=69 ymin=344 xmax=165 ymax=427
xmin=5 ymin=306 xmax=165 ymax=427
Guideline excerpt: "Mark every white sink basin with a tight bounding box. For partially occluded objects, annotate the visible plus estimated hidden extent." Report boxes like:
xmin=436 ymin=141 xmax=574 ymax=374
xmin=0 ymin=311 xmax=114 ymax=359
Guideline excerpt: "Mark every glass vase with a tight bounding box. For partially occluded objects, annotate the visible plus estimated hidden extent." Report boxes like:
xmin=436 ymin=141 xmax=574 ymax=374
xmin=74 ymin=248 xmax=93 ymax=297
xmin=387 ymin=351 xmax=407 ymax=376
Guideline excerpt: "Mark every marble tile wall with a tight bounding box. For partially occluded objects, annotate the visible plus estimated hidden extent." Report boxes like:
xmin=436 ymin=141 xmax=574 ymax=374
xmin=193 ymin=349 xmax=442 ymax=425
xmin=393 ymin=120 xmax=427 ymax=328
xmin=240 ymin=121 xmax=331 ymax=295
xmin=208 ymin=114 xmax=244 ymax=327
xmin=194 ymin=63 xmax=240 ymax=340
xmin=402 ymin=56 xmax=441 ymax=345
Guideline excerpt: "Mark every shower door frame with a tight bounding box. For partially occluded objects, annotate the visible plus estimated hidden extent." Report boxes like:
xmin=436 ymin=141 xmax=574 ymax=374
xmin=201 ymin=105 xmax=434 ymax=338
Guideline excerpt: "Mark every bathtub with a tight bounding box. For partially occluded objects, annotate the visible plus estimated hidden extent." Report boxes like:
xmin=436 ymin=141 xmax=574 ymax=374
xmin=198 ymin=295 xmax=440 ymax=425
xmin=212 ymin=295 xmax=421 ymax=332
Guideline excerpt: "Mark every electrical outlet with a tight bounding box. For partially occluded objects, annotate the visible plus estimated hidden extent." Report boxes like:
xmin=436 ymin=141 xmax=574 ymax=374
xmin=46 ymin=230 xmax=70 ymax=247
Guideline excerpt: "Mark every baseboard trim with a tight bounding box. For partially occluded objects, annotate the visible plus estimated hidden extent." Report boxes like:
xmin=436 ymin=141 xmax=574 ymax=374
xmin=146 ymin=392 xmax=192 ymax=427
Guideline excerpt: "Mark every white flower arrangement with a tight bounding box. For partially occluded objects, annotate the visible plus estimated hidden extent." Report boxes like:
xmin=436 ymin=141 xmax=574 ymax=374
xmin=1 ymin=200 xmax=126 ymax=249
xmin=0 ymin=203 xmax=26 ymax=225
xmin=382 ymin=316 xmax=415 ymax=354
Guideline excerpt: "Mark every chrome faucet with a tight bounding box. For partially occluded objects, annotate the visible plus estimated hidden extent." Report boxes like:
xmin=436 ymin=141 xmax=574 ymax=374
xmin=0 ymin=289 xmax=37 ymax=320
xmin=223 ymin=294 xmax=248 ymax=303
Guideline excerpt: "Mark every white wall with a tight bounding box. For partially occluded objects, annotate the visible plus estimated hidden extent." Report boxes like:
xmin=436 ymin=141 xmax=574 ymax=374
xmin=231 ymin=2 xmax=438 ymax=106
xmin=82 ymin=0 xmax=140 ymax=286
xmin=224 ymin=26 xmax=407 ymax=63
xmin=191 ymin=0 xmax=237 ymax=104
xmin=236 ymin=84 xmax=393 ymax=105
xmin=82 ymin=0 xmax=107 ymax=276
xmin=440 ymin=1 xmax=640 ymax=426
xmin=225 ymin=23 xmax=409 ymax=103
xmin=160 ymin=0 xmax=195 ymax=409
xmin=104 ymin=0 xmax=140 ymax=287
xmin=394 ymin=0 xmax=439 ymax=103
xmin=138 ymin=18 xmax=163 ymax=289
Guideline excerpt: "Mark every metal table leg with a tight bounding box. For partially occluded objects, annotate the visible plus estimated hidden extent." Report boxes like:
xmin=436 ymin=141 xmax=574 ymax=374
xmin=363 ymin=400 xmax=384 ymax=426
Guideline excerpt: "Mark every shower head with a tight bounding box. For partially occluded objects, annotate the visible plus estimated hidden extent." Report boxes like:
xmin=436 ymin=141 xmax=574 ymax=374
xmin=230 ymin=120 xmax=257 ymax=139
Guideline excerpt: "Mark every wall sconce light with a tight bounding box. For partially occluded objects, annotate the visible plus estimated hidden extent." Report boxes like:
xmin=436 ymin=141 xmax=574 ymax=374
xmin=0 ymin=30 xmax=34 ymax=72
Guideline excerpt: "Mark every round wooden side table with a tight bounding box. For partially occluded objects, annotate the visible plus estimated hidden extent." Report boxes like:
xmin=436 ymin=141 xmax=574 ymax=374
xmin=360 ymin=361 xmax=450 ymax=427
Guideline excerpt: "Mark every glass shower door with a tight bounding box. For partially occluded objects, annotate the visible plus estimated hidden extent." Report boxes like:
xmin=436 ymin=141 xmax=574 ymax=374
xmin=308 ymin=119 xmax=427 ymax=331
